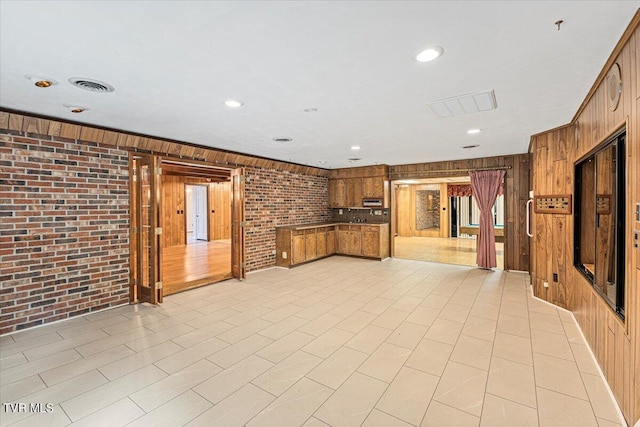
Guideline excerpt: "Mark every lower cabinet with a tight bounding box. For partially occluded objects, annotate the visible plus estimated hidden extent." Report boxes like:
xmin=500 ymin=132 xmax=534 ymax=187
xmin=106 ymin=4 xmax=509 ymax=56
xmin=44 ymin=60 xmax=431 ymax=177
xmin=276 ymin=223 xmax=388 ymax=267
xmin=292 ymin=231 xmax=306 ymax=264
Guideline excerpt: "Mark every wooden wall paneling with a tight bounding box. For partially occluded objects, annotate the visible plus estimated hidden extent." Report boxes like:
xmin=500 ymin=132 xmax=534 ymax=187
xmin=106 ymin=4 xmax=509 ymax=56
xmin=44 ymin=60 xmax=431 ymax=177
xmin=552 ymin=216 xmax=567 ymax=307
xmin=161 ymin=175 xmax=186 ymax=247
xmin=8 ymin=113 xmax=23 ymax=131
xmin=102 ymin=130 xmax=119 ymax=145
xmin=59 ymin=122 xmax=80 ymax=139
xmin=79 ymin=126 xmax=104 ymax=144
xmin=0 ymin=111 xmax=9 ymax=129
xmin=22 ymin=116 xmax=50 ymax=135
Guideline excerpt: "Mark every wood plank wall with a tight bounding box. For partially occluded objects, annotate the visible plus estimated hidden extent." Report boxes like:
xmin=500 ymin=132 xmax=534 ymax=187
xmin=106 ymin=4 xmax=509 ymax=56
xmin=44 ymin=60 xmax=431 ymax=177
xmin=529 ymin=11 xmax=639 ymax=425
xmin=395 ymin=183 xmax=449 ymax=238
xmin=161 ymin=176 xmax=231 ymax=247
xmin=0 ymin=110 xmax=331 ymax=177
xmin=390 ymin=154 xmax=531 ymax=272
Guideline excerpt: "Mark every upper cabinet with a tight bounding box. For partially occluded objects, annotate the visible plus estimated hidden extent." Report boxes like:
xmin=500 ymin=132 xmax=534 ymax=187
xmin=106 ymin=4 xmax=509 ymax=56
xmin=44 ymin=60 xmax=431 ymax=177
xmin=328 ymin=165 xmax=389 ymax=208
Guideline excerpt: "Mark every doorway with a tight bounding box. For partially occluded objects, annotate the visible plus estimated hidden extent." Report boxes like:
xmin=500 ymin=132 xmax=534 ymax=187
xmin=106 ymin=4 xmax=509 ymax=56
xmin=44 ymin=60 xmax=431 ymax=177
xmin=129 ymin=154 xmax=246 ymax=303
xmin=186 ymin=184 xmax=209 ymax=243
xmin=392 ymin=177 xmax=504 ymax=269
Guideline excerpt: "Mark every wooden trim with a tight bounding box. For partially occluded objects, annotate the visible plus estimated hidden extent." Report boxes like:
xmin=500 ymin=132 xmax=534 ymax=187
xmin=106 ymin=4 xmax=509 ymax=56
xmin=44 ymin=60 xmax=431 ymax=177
xmin=571 ymin=9 xmax=640 ymax=123
xmin=0 ymin=108 xmax=331 ymax=177
xmin=389 ymin=165 xmax=512 ymax=179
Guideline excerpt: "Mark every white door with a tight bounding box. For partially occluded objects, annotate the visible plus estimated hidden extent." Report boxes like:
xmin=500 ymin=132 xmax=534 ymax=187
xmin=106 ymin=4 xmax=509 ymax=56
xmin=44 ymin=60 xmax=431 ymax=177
xmin=195 ymin=186 xmax=208 ymax=241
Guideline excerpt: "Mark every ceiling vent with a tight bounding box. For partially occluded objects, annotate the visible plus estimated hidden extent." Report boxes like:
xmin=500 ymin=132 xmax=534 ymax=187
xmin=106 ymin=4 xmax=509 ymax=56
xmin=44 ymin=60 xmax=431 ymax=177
xmin=68 ymin=77 xmax=115 ymax=93
xmin=428 ymin=90 xmax=497 ymax=118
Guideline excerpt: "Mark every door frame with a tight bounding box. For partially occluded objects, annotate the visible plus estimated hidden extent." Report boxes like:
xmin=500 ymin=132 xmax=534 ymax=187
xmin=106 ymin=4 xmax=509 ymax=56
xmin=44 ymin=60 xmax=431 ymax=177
xmin=129 ymin=153 xmax=163 ymax=304
xmin=129 ymin=155 xmax=245 ymax=303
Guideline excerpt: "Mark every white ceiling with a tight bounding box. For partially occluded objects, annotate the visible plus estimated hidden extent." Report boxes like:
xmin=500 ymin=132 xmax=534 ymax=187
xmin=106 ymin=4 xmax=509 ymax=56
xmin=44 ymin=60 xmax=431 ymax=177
xmin=1 ymin=1 xmax=637 ymax=169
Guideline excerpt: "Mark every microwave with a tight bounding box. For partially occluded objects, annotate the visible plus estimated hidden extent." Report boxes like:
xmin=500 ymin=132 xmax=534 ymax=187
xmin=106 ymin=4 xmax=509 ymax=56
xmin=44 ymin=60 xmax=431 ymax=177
xmin=362 ymin=199 xmax=383 ymax=207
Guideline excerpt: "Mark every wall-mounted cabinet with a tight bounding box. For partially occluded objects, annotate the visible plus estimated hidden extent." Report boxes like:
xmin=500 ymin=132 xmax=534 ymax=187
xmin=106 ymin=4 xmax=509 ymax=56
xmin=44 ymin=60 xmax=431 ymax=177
xmin=328 ymin=165 xmax=389 ymax=208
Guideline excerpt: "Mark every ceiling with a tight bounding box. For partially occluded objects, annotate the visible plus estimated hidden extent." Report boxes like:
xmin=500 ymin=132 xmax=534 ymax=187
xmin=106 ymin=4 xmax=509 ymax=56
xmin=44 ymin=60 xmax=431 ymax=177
xmin=1 ymin=1 xmax=637 ymax=169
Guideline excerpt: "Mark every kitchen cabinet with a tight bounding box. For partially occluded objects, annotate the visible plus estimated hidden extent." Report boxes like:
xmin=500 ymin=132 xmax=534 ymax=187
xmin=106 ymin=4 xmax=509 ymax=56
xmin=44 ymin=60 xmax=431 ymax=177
xmin=276 ymin=225 xmax=337 ymax=267
xmin=276 ymin=223 xmax=388 ymax=267
xmin=327 ymin=227 xmax=336 ymax=254
xmin=362 ymin=176 xmax=385 ymax=199
xmin=292 ymin=231 xmax=306 ymax=264
xmin=328 ymin=165 xmax=389 ymax=208
xmin=328 ymin=179 xmax=346 ymax=207
xmin=316 ymin=228 xmax=327 ymax=257
xmin=345 ymin=178 xmax=363 ymax=208
xmin=338 ymin=224 xmax=362 ymax=255
xmin=305 ymin=229 xmax=317 ymax=260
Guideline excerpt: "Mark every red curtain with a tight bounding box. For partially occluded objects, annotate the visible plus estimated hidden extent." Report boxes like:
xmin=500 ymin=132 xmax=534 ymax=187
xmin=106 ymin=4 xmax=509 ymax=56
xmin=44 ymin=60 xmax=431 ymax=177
xmin=447 ymin=183 xmax=504 ymax=197
xmin=469 ymin=170 xmax=506 ymax=269
xmin=447 ymin=184 xmax=473 ymax=197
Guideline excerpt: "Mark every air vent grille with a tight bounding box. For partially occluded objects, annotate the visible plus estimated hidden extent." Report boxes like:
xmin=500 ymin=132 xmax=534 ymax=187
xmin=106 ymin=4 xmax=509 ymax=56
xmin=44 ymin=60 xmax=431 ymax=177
xmin=68 ymin=77 xmax=115 ymax=93
xmin=428 ymin=90 xmax=497 ymax=118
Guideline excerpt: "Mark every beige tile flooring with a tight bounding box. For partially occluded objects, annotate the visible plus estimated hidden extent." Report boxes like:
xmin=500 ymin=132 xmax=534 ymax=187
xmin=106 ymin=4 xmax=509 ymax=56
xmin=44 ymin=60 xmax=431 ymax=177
xmin=0 ymin=257 xmax=625 ymax=426
xmin=394 ymin=236 xmax=504 ymax=270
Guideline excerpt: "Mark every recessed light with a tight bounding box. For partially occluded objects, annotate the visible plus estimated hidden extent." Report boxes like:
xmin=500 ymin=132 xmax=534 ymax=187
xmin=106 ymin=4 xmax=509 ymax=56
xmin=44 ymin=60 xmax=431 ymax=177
xmin=24 ymin=74 xmax=58 ymax=88
xmin=351 ymin=145 xmax=361 ymax=151
xmin=64 ymin=105 xmax=87 ymax=113
xmin=462 ymin=144 xmax=480 ymax=149
xmin=467 ymin=129 xmax=481 ymax=135
xmin=273 ymin=137 xmax=292 ymax=143
xmin=225 ymin=100 xmax=244 ymax=108
xmin=416 ymin=46 xmax=444 ymax=62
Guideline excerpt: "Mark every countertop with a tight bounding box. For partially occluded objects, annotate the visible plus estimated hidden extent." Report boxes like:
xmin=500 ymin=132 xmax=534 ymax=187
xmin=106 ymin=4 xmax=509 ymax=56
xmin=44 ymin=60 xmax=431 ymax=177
xmin=276 ymin=222 xmax=389 ymax=231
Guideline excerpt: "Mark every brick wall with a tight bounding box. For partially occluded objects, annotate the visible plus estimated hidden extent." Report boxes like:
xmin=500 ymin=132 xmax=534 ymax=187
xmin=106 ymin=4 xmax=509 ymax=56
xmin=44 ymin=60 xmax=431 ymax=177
xmin=0 ymin=131 xmax=130 ymax=334
xmin=244 ymin=166 xmax=330 ymax=271
xmin=0 ymin=130 xmax=331 ymax=333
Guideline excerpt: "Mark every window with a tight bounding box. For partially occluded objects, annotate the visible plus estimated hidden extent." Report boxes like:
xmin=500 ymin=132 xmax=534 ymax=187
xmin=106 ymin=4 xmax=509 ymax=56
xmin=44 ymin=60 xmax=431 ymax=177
xmin=574 ymin=130 xmax=625 ymax=319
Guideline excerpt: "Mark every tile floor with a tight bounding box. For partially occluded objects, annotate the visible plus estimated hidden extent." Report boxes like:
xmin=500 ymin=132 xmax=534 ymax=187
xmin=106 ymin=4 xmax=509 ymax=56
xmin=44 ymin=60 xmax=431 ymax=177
xmin=0 ymin=257 xmax=625 ymax=427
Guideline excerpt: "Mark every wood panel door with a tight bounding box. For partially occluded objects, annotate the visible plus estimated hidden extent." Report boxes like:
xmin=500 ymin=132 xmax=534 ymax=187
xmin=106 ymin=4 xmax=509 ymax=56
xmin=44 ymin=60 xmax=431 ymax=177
xmin=194 ymin=185 xmax=208 ymax=241
xmin=211 ymin=181 xmax=231 ymax=240
xmin=131 ymin=154 xmax=162 ymax=304
xmin=327 ymin=227 xmax=336 ymax=255
xmin=292 ymin=232 xmax=306 ymax=264
xmin=161 ymin=176 xmax=186 ymax=247
xmin=231 ymin=168 xmax=246 ymax=279
xmin=361 ymin=227 xmax=380 ymax=257
xmin=305 ymin=230 xmax=317 ymax=261
xmin=363 ymin=177 xmax=384 ymax=198
xmin=329 ymin=179 xmax=346 ymax=207
xmin=316 ymin=228 xmax=327 ymax=257
xmin=346 ymin=178 xmax=363 ymax=207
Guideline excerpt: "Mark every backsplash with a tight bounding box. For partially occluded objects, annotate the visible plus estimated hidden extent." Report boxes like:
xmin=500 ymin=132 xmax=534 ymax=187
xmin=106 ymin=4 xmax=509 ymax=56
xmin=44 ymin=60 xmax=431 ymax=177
xmin=331 ymin=208 xmax=389 ymax=224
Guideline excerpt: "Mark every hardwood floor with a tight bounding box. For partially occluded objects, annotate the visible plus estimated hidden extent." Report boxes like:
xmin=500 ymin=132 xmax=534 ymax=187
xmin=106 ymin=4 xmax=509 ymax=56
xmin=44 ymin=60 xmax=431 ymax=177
xmin=394 ymin=236 xmax=504 ymax=269
xmin=162 ymin=240 xmax=232 ymax=296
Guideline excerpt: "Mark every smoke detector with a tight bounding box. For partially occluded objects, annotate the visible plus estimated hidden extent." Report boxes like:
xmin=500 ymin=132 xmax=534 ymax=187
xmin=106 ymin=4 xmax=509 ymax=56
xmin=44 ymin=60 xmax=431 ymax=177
xmin=68 ymin=77 xmax=115 ymax=93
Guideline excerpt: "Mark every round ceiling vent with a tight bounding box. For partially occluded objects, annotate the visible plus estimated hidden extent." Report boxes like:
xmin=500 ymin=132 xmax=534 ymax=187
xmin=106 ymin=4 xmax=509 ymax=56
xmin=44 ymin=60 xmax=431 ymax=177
xmin=68 ymin=77 xmax=115 ymax=93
